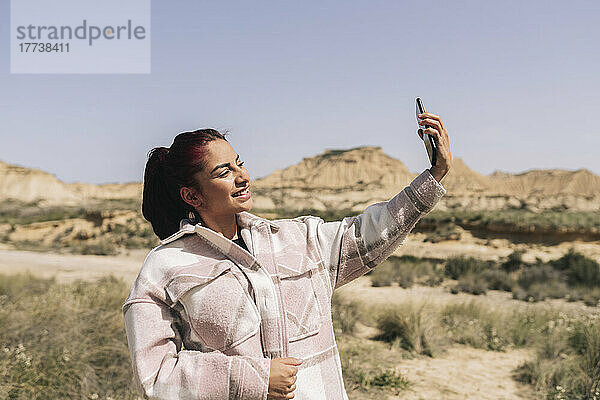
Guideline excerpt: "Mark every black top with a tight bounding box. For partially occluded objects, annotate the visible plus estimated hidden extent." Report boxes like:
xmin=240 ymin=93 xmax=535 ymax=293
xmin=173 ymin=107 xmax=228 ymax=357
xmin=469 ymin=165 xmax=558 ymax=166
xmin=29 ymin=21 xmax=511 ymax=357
xmin=232 ymin=224 xmax=248 ymax=252
xmin=232 ymin=236 xmax=248 ymax=252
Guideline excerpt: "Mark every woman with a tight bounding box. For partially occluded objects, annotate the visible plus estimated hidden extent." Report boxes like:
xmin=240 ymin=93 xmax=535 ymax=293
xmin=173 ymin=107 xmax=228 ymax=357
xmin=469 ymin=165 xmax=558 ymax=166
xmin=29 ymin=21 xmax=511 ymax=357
xmin=123 ymin=112 xmax=451 ymax=400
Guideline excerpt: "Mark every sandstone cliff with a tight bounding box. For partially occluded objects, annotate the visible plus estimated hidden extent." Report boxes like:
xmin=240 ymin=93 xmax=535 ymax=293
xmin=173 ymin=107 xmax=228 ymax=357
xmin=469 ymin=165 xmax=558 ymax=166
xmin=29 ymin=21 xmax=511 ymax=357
xmin=1 ymin=147 xmax=598 ymax=212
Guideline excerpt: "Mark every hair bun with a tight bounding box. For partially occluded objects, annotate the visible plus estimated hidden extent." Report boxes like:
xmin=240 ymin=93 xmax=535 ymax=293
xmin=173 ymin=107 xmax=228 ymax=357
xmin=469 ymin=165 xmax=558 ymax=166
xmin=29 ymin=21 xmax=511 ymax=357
xmin=157 ymin=147 xmax=169 ymax=163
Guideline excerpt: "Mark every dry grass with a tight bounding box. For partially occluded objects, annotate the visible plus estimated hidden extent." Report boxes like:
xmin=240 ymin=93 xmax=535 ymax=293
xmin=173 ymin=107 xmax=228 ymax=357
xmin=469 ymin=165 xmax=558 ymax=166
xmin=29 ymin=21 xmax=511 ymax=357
xmin=0 ymin=273 xmax=143 ymax=399
xmin=2 ymin=271 xmax=599 ymax=399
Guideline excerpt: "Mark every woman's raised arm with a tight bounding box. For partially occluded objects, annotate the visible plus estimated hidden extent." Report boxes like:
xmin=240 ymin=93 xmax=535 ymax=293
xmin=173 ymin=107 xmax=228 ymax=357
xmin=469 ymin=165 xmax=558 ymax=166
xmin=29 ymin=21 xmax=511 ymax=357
xmin=313 ymin=169 xmax=447 ymax=291
xmin=314 ymin=111 xmax=451 ymax=291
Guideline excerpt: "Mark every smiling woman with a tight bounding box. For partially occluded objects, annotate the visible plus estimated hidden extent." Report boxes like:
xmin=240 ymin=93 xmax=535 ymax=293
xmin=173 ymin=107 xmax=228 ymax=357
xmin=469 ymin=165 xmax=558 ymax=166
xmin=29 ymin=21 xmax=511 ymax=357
xmin=178 ymin=139 xmax=254 ymax=241
xmin=126 ymin=122 xmax=451 ymax=400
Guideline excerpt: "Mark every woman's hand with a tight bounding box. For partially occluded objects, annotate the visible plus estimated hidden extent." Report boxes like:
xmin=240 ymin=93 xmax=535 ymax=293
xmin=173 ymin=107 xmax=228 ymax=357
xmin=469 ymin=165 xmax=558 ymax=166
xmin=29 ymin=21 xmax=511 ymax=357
xmin=268 ymin=357 xmax=302 ymax=399
xmin=418 ymin=112 xmax=452 ymax=182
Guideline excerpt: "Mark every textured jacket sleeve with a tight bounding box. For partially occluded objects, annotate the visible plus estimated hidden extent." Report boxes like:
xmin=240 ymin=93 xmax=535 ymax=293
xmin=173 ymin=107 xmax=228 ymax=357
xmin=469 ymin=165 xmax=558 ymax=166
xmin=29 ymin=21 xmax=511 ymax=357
xmin=123 ymin=294 xmax=271 ymax=400
xmin=314 ymin=169 xmax=446 ymax=290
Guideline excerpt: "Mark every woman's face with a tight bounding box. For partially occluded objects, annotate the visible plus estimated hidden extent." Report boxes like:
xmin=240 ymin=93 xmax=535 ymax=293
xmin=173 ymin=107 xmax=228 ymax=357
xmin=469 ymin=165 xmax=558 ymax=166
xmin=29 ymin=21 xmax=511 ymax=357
xmin=188 ymin=139 xmax=253 ymax=219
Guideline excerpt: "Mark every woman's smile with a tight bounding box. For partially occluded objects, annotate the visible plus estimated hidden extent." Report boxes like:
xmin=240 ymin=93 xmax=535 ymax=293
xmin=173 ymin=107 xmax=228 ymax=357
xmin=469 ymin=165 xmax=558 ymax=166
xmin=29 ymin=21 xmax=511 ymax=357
xmin=232 ymin=186 xmax=251 ymax=201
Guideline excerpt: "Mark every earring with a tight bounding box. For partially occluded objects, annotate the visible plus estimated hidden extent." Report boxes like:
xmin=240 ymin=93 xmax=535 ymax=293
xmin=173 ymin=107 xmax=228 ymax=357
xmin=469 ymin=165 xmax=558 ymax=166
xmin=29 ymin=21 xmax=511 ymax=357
xmin=188 ymin=211 xmax=195 ymax=219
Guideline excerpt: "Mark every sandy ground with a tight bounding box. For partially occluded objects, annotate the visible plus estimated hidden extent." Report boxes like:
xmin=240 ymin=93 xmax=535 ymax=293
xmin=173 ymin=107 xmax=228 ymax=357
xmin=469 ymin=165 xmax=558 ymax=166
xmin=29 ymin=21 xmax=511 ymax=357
xmin=390 ymin=345 xmax=536 ymax=400
xmin=0 ymin=246 xmax=147 ymax=284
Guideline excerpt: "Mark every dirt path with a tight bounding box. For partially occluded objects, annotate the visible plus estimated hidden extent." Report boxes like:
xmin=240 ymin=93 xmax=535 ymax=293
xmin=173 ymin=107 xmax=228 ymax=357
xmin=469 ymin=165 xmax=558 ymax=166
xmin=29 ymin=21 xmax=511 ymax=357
xmin=0 ymin=247 xmax=147 ymax=284
xmin=390 ymin=345 xmax=536 ymax=400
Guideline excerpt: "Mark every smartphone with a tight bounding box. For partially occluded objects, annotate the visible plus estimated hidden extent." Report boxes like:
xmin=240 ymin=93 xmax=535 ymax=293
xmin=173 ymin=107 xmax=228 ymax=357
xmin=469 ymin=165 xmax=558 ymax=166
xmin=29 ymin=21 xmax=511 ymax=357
xmin=416 ymin=97 xmax=437 ymax=166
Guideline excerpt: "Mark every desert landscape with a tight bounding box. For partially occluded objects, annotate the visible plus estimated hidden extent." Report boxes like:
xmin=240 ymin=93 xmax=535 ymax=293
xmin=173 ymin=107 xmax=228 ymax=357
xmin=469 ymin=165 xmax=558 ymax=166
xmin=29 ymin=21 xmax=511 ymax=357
xmin=1 ymin=147 xmax=599 ymax=399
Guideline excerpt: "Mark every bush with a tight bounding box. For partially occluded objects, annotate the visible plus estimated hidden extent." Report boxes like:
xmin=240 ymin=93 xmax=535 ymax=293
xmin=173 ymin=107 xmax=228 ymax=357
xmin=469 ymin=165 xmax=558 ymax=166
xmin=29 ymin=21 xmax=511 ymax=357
xmin=397 ymin=269 xmax=415 ymax=289
xmin=452 ymin=274 xmax=488 ymax=295
xmin=521 ymin=283 xmax=548 ymax=302
xmin=566 ymin=291 xmax=585 ymax=302
xmin=444 ymin=256 xmax=486 ymax=280
xmin=512 ymin=286 xmax=529 ymax=302
xmin=544 ymin=281 xmax=570 ymax=299
xmin=517 ymin=265 xmax=562 ymax=290
xmin=424 ymin=274 xmax=444 ymax=287
xmin=505 ymin=308 xmax=552 ymax=348
xmin=515 ymin=282 xmax=569 ymax=303
xmin=569 ymin=256 xmax=599 ymax=288
xmin=370 ymin=257 xmax=444 ymax=288
xmin=566 ymin=287 xmax=600 ymax=306
xmin=480 ymin=269 xmax=514 ymax=292
xmin=516 ymin=318 xmax=600 ymax=399
xmin=337 ymin=337 xmax=412 ymax=396
xmin=440 ymin=301 xmax=507 ymax=351
xmin=413 ymin=261 xmax=444 ymax=286
xmin=550 ymin=248 xmax=600 ymax=288
xmin=369 ymin=369 xmax=410 ymax=392
xmin=373 ymin=302 xmax=442 ymax=357
xmin=370 ymin=262 xmax=397 ymax=287
xmin=74 ymin=240 xmax=119 ymax=256
xmin=501 ymin=250 xmax=526 ymax=273
xmin=583 ymin=294 xmax=600 ymax=307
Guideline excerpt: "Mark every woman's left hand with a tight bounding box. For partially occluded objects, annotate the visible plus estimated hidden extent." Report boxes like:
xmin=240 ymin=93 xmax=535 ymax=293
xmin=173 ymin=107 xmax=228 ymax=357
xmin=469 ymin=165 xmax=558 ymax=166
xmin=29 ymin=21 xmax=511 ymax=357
xmin=418 ymin=112 xmax=452 ymax=182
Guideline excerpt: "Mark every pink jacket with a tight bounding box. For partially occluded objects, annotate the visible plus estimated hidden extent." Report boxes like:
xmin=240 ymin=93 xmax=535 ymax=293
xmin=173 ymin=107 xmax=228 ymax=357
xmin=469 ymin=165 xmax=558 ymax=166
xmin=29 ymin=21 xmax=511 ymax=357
xmin=123 ymin=169 xmax=446 ymax=399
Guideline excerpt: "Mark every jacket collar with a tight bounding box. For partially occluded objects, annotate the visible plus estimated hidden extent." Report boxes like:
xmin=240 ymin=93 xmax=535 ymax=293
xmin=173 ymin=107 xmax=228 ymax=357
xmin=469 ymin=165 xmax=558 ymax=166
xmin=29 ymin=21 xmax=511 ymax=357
xmin=160 ymin=211 xmax=279 ymax=245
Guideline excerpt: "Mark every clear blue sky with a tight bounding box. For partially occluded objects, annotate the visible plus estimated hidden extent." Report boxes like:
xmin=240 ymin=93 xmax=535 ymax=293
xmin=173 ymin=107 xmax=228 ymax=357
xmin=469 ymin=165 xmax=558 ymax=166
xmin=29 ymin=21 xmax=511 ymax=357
xmin=1 ymin=1 xmax=598 ymax=184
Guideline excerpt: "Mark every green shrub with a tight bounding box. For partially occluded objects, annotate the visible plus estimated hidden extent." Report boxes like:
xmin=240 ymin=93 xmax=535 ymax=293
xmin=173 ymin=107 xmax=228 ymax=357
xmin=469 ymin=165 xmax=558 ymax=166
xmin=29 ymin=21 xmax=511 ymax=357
xmin=440 ymin=301 xmax=551 ymax=351
xmin=514 ymin=281 xmax=570 ymax=303
xmin=373 ymin=302 xmax=442 ymax=357
xmin=566 ymin=287 xmax=600 ymax=306
xmin=516 ymin=318 xmax=600 ymax=399
xmin=512 ymin=286 xmax=529 ymax=302
xmin=397 ymin=269 xmax=415 ymax=289
xmin=370 ymin=256 xmax=444 ymax=288
xmin=550 ymin=248 xmax=600 ymax=288
xmin=514 ymin=283 xmax=548 ymax=302
xmin=370 ymin=262 xmax=397 ymax=287
xmin=583 ymin=295 xmax=600 ymax=307
xmin=396 ymin=255 xmax=420 ymax=263
xmin=480 ymin=269 xmax=514 ymax=292
xmin=424 ymin=275 xmax=444 ymax=287
xmin=337 ymin=337 xmax=412 ymax=396
xmin=452 ymin=274 xmax=488 ymax=295
xmin=505 ymin=308 xmax=552 ymax=347
xmin=501 ymin=250 xmax=526 ymax=273
xmin=517 ymin=265 xmax=562 ymax=290
xmin=543 ymin=281 xmax=570 ymax=300
xmin=444 ymin=256 xmax=486 ymax=280
xmin=422 ymin=209 xmax=600 ymax=232
xmin=369 ymin=369 xmax=410 ymax=391
xmin=74 ymin=240 xmax=119 ymax=256
xmin=398 ymin=259 xmax=444 ymax=288
xmin=440 ymin=301 xmax=507 ymax=350
xmin=569 ymin=257 xmax=599 ymax=288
